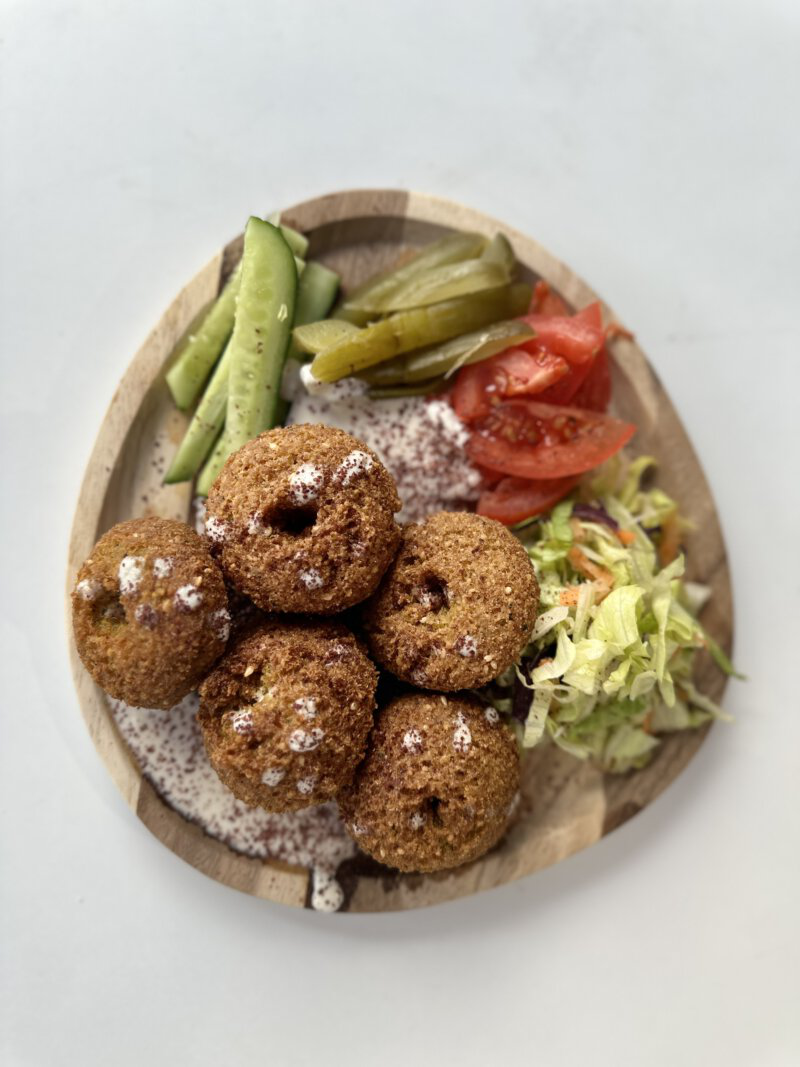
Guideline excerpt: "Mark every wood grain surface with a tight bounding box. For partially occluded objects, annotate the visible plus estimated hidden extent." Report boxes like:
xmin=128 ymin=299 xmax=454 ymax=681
xmin=66 ymin=189 xmax=732 ymax=912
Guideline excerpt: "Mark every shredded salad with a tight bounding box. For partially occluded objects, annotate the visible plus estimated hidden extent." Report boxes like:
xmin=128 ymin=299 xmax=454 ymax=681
xmin=485 ymin=455 xmax=739 ymax=773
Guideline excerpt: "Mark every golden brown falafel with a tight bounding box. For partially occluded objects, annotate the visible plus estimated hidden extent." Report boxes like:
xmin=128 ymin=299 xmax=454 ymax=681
xmin=71 ymin=517 xmax=230 ymax=708
xmin=204 ymin=424 xmax=402 ymax=615
xmin=362 ymin=511 xmax=539 ymax=691
xmin=339 ymin=692 xmax=520 ymax=873
xmin=198 ymin=618 xmax=378 ymax=812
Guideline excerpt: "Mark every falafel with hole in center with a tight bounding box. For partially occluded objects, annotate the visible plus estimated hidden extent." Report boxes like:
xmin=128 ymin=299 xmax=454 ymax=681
xmin=339 ymin=692 xmax=520 ymax=873
xmin=362 ymin=510 xmax=539 ymax=691
xmin=204 ymin=424 xmax=402 ymax=615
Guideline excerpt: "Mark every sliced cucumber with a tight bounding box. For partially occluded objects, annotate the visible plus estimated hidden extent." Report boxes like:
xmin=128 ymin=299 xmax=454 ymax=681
xmin=289 ymin=261 xmax=340 ymax=360
xmin=166 ymin=261 xmax=241 ymax=410
xmin=196 ymin=428 xmax=229 ymax=497
xmin=164 ymin=342 xmax=232 ymax=484
xmin=225 ymin=218 xmax=297 ymax=455
xmin=265 ymin=211 xmax=310 ymax=259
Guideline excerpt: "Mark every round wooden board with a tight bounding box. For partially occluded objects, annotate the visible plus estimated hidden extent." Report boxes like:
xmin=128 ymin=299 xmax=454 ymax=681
xmin=66 ymin=189 xmax=733 ymax=913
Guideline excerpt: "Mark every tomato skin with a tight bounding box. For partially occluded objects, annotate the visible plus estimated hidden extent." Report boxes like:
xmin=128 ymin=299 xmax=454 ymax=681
xmin=520 ymin=302 xmax=605 ymax=406
xmin=451 ymin=346 xmax=569 ymax=423
xmin=477 ymin=474 xmax=579 ymax=525
xmin=466 ymin=399 xmax=635 ymax=479
xmin=570 ymin=346 xmax=611 ymax=412
xmin=530 ymin=280 xmax=570 ymax=316
xmin=518 ymin=308 xmax=604 ymax=366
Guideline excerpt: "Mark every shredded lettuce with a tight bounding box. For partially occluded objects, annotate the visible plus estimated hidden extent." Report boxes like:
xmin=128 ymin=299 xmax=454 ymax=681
xmin=490 ymin=456 xmax=738 ymax=774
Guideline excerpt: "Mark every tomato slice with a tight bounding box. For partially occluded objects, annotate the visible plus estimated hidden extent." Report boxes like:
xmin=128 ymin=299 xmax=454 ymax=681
xmin=530 ymin=280 xmax=570 ymax=317
xmin=477 ymin=474 xmax=580 ymax=525
xmin=529 ymin=302 xmax=604 ymax=406
xmin=451 ymin=347 xmax=569 ymax=422
xmin=570 ymin=346 xmax=611 ymax=412
xmin=466 ymin=399 xmax=635 ymax=479
xmin=518 ymin=310 xmax=604 ymax=366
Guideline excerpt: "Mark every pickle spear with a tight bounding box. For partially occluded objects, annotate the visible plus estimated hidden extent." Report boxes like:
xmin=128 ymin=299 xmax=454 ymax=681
xmin=296 ymin=261 xmax=339 ymax=322
xmin=334 ymin=231 xmax=487 ymax=324
xmin=358 ymin=320 xmax=535 ymax=386
xmin=293 ymin=319 xmax=360 ymax=355
xmin=368 ymin=380 xmax=449 ymax=399
xmin=481 ymin=232 xmax=516 ymax=273
xmin=356 ymin=258 xmax=510 ymax=314
xmin=225 ymin=218 xmax=297 ymax=455
xmin=310 ymin=283 xmax=531 ymax=383
xmin=166 ymin=261 xmax=241 ymax=410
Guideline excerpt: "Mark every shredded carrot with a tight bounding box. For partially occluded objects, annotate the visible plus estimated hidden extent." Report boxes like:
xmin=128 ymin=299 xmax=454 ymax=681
xmin=642 ymin=711 xmax=653 ymax=734
xmin=658 ymin=510 xmax=681 ymax=566
xmin=561 ymin=546 xmax=615 ymax=605
xmin=559 ymin=579 xmax=612 ymax=606
xmin=568 ymin=546 xmax=612 ymax=583
xmin=617 ymin=528 xmax=636 ymax=546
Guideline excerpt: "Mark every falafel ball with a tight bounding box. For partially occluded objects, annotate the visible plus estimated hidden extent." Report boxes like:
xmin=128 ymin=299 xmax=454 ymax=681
xmin=362 ymin=511 xmax=539 ymax=691
xmin=339 ymin=692 xmax=520 ymax=873
xmin=71 ymin=517 xmax=230 ymax=708
xmin=204 ymin=424 xmax=401 ymax=615
xmin=198 ymin=618 xmax=378 ymax=812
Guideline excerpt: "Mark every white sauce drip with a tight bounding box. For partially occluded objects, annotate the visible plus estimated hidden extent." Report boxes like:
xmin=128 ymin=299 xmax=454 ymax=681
xmin=298 ymin=567 xmax=324 ymax=590
xmin=153 ymin=556 xmax=174 ymax=578
xmin=453 ymin=711 xmax=472 ymax=754
xmin=76 ymin=578 xmax=102 ymax=601
xmin=175 ymin=584 xmax=203 ymax=611
xmin=204 ymin=516 xmax=229 ymax=544
xmin=335 ymin=449 xmax=374 ymax=486
xmin=118 ymin=556 xmax=144 ymax=595
xmin=108 ymin=695 xmax=354 ymax=911
xmin=289 ymin=463 xmax=324 ymax=506
xmin=402 ymin=728 xmax=424 ymax=754
xmin=210 ymin=607 xmax=231 ymax=643
xmin=288 ymin=727 xmax=325 ymax=752
xmin=230 ymin=709 xmax=254 ymax=735
xmin=294 ymin=697 xmax=318 ymax=721
xmin=289 ymin=393 xmax=480 ymax=523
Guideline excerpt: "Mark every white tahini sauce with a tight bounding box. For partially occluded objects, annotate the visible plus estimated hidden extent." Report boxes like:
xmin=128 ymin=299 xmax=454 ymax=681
xmin=108 ymin=694 xmax=355 ymax=911
xmin=288 ymin=378 xmax=481 ymax=523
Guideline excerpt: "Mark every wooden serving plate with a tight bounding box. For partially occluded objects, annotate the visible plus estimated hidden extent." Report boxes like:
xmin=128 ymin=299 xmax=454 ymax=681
xmin=66 ymin=189 xmax=733 ymax=912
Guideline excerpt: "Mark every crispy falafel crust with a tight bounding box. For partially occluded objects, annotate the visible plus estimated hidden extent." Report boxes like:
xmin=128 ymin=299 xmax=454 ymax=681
xmin=362 ymin=511 xmax=539 ymax=691
xmin=71 ymin=517 xmax=229 ymax=709
xmin=198 ymin=618 xmax=378 ymax=812
xmin=339 ymin=693 xmax=520 ymax=873
xmin=205 ymin=424 xmax=402 ymax=615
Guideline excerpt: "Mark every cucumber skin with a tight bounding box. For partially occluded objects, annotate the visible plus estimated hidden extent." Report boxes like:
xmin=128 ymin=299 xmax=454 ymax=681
xmin=196 ymin=428 xmax=229 ymax=497
xmin=163 ymin=343 xmax=231 ymax=483
xmin=166 ymin=261 xmax=241 ymax=410
xmin=225 ymin=218 xmax=297 ymax=455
